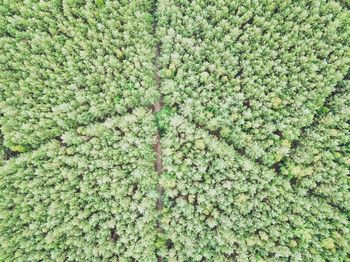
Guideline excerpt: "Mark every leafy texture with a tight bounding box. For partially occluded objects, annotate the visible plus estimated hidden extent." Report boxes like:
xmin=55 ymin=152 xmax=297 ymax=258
xmin=0 ymin=1 xmax=159 ymax=261
xmin=157 ymin=0 xmax=350 ymax=260
xmin=0 ymin=0 xmax=157 ymax=150
xmin=0 ymin=110 xmax=158 ymax=261
xmin=158 ymin=0 xmax=349 ymax=165
xmin=0 ymin=0 xmax=349 ymax=261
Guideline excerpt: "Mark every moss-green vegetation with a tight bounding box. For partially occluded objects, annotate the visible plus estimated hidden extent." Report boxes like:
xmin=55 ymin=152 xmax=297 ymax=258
xmin=157 ymin=0 xmax=350 ymax=260
xmin=0 ymin=110 xmax=159 ymax=261
xmin=0 ymin=0 xmax=157 ymax=149
xmin=0 ymin=0 xmax=349 ymax=261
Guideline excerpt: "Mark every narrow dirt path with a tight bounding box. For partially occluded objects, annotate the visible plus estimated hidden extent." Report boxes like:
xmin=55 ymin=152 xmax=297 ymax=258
xmin=152 ymin=9 xmax=164 ymax=261
xmin=153 ymin=45 xmax=163 ymax=213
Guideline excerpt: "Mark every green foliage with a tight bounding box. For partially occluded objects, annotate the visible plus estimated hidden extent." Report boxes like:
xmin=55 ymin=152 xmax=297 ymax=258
xmin=0 ymin=0 xmax=157 ymax=149
xmin=0 ymin=1 xmax=159 ymax=261
xmin=158 ymin=0 xmax=350 ymax=166
xmin=95 ymin=0 xmax=105 ymax=7
xmin=157 ymin=0 xmax=350 ymax=260
xmin=155 ymin=107 xmax=174 ymax=135
xmin=0 ymin=111 xmax=159 ymax=261
xmin=8 ymin=144 xmax=30 ymax=153
xmin=0 ymin=0 xmax=349 ymax=261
